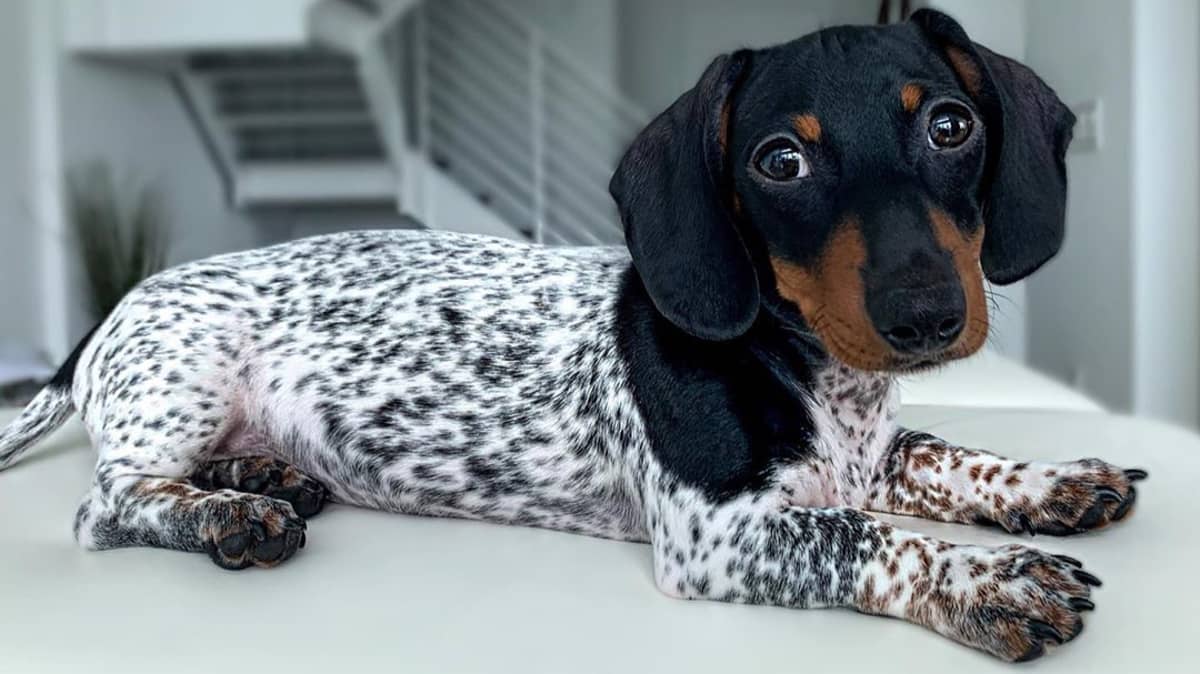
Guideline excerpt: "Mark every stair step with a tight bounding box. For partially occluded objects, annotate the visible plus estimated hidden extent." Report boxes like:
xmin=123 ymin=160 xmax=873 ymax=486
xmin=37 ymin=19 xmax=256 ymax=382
xmin=233 ymin=161 xmax=395 ymax=205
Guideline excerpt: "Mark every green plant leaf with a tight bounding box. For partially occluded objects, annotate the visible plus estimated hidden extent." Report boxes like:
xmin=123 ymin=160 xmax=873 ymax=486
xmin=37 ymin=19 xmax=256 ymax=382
xmin=66 ymin=161 xmax=171 ymax=320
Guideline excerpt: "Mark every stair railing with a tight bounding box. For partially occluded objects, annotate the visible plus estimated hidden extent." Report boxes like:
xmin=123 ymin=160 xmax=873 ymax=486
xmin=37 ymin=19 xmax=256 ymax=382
xmin=381 ymin=0 xmax=648 ymax=245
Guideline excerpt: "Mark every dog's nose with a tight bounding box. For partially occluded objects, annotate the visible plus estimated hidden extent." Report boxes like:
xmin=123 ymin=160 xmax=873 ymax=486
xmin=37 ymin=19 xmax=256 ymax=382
xmin=870 ymin=285 xmax=966 ymax=355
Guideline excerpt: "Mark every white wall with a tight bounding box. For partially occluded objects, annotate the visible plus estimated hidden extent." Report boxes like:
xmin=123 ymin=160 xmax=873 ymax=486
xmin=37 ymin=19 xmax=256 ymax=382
xmin=64 ymin=0 xmax=316 ymax=52
xmin=616 ymin=0 xmax=877 ymax=114
xmin=1025 ymin=0 xmax=1136 ymax=411
xmin=1130 ymin=0 xmax=1200 ymax=425
xmin=508 ymin=0 xmax=619 ymax=87
xmin=1023 ymin=0 xmax=1200 ymax=426
xmin=0 ymin=0 xmax=40 ymax=352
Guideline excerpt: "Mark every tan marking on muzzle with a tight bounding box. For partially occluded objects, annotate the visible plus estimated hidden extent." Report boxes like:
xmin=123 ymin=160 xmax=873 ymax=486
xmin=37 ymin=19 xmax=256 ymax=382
xmin=929 ymin=208 xmax=988 ymax=359
xmin=770 ymin=219 xmax=897 ymax=370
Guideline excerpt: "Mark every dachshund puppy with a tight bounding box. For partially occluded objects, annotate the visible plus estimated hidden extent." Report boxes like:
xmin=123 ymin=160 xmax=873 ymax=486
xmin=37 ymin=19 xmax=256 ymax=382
xmin=0 ymin=10 xmax=1144 ymax=662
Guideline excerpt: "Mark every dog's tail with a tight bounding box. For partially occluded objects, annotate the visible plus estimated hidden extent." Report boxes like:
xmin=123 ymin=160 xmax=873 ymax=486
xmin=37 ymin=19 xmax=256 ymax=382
xmin=0 ymin=327 xmax=97 ymax=471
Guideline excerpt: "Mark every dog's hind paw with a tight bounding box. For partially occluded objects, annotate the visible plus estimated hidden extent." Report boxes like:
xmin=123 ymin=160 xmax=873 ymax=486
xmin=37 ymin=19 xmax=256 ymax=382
xmin=201 ymin=496 xmax=307 ymax=570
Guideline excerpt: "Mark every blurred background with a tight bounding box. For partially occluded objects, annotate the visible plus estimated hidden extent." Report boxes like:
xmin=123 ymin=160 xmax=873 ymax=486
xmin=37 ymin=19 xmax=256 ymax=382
xmin=0 ymin=0 xmax=1197 ymax=428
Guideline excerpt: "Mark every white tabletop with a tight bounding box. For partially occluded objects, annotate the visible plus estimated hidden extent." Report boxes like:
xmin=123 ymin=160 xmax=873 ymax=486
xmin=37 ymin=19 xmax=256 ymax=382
xmin=1 ymin=405 xmax=1196 ymax=673
xmin=898 ymin=350 xmax=1104 ymax=412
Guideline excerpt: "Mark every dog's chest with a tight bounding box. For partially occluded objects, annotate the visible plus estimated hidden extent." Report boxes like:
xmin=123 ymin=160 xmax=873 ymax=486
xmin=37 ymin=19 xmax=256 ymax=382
xmin=777 ymin=363 xmax=899 ymax=508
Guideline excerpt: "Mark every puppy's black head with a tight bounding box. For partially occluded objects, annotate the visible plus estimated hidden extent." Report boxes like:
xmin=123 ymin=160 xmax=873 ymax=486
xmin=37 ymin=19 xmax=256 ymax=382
xmin=610 ymin=10 xmax=1074 ymax=372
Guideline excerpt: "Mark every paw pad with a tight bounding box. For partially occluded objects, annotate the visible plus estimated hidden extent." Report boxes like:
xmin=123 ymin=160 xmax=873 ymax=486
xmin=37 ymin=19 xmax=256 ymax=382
xmin=203 ymin=499 xmax=307 ymax=570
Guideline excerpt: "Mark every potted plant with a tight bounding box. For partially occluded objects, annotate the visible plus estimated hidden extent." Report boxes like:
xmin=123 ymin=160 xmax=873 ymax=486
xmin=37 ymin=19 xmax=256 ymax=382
xmin=0 ymin=162 xmax=170 ymax=408
xmin=66 ymin=161 xmax=170 ymax=322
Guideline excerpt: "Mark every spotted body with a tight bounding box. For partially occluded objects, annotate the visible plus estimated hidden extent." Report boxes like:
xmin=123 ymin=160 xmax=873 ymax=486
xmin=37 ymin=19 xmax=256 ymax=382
xmin=65 ymin=230 xmax=652 ymax=545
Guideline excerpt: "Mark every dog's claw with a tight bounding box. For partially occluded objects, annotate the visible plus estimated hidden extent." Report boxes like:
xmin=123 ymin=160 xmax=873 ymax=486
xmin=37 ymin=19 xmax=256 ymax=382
xmin=1124 ymin=468 xmax=1149 ymax=481
xmin=1112 ymin=488 xmax=1137 ymax=521
xmin=1028 ymin=619 xmax=1065 ymax=645
xmin=1076 ymin=500 xmax=1109 ymax=529
xmin=1072 ymin=569 xmax=1102 ymax=587
xmin=1069 ymin=597 xmax=1095 ymax=611
xmin=1053 ymin=553 xmax=1083 ymax=568
xmin=1095 ymin=486 xmax=1123 ymax=503
xmin=1015 ymin=641 xmax=1046 ymax=663
xmin=1018 ymin=513 xmax=1036 ymax=536
xmin=1037 ymin=520 xmax=1073 ymax=536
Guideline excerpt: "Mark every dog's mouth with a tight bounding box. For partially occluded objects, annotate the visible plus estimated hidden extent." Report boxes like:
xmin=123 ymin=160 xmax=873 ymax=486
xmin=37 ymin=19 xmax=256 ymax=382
xmin=802 ymin=310 xmax=988 ymax=374
xmin=769 ymin=222 xmax=989 ymax=374
xmin=890 ymin=355 xmax=953 ymax=375
xmin=770 ymin=240 xmax=989 ymax=373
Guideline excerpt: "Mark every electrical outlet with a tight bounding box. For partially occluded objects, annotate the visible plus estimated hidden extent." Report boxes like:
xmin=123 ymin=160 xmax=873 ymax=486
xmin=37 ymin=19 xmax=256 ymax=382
xmin=1069 ymin=99 xmax=1102 ymax=153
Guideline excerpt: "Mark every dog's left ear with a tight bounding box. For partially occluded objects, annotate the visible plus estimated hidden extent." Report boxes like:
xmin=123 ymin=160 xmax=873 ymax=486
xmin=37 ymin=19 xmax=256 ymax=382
xmin=912 ymin=9 xmax=1077 ymax=285
xmin=609 ymin=51 xmax=758 ymax=341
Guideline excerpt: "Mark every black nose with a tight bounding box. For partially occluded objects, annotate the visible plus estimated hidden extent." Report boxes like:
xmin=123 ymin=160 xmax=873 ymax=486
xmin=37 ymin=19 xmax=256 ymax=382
xmin=870 ymin=285 xmax=966 ymax=355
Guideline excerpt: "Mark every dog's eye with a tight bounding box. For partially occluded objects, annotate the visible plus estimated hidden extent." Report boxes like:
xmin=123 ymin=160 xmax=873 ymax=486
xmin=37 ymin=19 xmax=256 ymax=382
xmin=753 ymin=137 xmax=810 ymax=181
xmin=928 ymin=105 xmax=974 ymax=149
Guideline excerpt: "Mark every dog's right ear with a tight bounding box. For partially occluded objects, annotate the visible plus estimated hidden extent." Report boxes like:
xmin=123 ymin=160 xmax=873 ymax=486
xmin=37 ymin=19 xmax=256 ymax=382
xmin=609 ymin=51 xmax=758 ymax=341
xmin=912 ymin=9 xmax=1075 ymax=285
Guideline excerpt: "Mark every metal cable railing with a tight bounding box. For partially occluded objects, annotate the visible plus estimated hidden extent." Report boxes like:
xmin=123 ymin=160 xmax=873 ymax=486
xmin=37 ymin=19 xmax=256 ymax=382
xmin=388 ymin=0 xmax=647 ymax=245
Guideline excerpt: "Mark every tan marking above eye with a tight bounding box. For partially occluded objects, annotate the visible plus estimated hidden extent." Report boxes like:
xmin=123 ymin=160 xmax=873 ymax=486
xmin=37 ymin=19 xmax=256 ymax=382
xmin=944 ymin=46 xmax=982 ymax=95
xmin=792 ymin=114 xmax=822 ymax=143
xmin=719 ymin=99 xmax=732 ymax=154
xmin=901 ymin=83 xmax=924 ymax=113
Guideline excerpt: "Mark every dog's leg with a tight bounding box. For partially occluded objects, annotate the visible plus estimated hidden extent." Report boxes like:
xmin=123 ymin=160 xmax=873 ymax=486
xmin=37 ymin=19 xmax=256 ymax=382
xmin=74 ymin=469 xmax=307 ymax=570
xmin=71 ymin=337 xmax=309 ymax=568
xmin=64 ymin=268 xmax=318 ymax=569
xmin=864 ymin=429 xmax=1147 ymax=535
xmin=650 ymin=478 xmax=1098 ymax=661
xmin=191 ymin=456 xmax=329 ymax=519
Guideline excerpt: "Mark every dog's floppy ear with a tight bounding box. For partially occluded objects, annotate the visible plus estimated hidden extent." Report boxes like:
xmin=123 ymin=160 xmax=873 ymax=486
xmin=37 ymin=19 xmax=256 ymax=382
xmin=609 ymin=51 xmax=758 ymax=340
xmin=912 ymin=9 xmax=1076 ymax=285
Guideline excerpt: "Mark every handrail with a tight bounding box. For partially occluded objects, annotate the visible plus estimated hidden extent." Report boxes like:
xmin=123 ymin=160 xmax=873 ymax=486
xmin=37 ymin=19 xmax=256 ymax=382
xmin=425 ymin=130 xmax=535 ymax=221
xmin=375 ymin=0 xmax=649 ymax=244
xmin=454 ymin=0 xmax=647 ymax=125
xmin=429 ymin=119 xmax=534 ymax=202
xmin=424 ymin=8 xmax=529 ymax=89
xmin=430 ymin=48 xmax=624 ymax=183
xmin=424 ymin=33 xmax=529 ymax=120
xmin=442 ymin=0 xmax=528 ymax=56
xmin=427 ymin=84 xmax=533 ymax=164
xmin=429 ymin=37 xmax=629 ymax=175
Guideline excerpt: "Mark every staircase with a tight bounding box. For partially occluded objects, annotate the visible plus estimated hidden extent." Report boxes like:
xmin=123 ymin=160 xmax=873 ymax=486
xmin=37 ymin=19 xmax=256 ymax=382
xmin=176 ymin=49 xmax=396 ymax=206
xmin=169 ymin=0 xmax=646 ymax=245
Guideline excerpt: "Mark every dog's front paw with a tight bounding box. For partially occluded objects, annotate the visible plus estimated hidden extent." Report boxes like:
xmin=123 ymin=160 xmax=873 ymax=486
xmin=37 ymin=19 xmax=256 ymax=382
xmin=917 ymin=544 xmax=1100 ymax=662
xmin=979 ymin=460 xmax=1147 ymax=536
xmin=201 ymin=495 xmax=307 ymax=570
